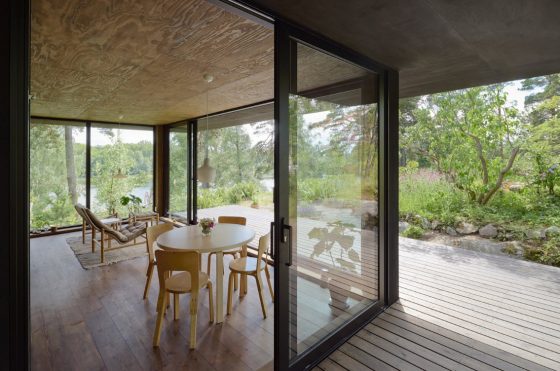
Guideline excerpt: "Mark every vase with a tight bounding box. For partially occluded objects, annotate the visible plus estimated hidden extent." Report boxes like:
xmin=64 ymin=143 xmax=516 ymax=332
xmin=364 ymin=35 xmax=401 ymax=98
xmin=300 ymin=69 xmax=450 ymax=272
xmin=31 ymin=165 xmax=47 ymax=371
xmin=201 ymin=227 xmax=212 ymax=236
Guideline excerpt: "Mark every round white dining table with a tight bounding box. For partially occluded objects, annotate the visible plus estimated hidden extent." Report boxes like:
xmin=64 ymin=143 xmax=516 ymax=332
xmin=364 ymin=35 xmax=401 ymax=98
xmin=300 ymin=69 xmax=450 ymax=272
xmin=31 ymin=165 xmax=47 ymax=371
xmin=157 ymin=223 xmax=255 ymax=323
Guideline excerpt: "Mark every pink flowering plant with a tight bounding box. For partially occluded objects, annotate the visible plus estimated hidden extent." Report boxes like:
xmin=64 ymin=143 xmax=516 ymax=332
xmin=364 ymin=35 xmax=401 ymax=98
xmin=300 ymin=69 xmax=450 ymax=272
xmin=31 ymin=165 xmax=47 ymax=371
xmin=199 ymin=217 xmax=215 ymax=235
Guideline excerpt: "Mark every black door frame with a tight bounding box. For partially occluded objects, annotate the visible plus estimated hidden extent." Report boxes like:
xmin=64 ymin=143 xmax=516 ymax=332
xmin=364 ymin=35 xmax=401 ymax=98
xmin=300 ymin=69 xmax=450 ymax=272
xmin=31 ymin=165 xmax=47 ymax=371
xmin=273 ymin=20 xmax=399 ymax=371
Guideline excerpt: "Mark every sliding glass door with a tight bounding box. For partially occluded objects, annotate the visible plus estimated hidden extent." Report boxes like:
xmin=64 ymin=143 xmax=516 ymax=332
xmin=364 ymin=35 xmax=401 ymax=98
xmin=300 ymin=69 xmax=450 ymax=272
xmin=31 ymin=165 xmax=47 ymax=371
xmin=275 ymin=24 xmax=386 ymax=370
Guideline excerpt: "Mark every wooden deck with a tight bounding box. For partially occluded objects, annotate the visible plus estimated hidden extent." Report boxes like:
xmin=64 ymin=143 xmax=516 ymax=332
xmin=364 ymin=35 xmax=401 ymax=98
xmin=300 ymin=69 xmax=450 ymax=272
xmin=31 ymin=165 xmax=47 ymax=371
xmin=30 ymin=205 xmax=560 ymax=370
xmin=316 ymin=237 xmax=560 ymax=371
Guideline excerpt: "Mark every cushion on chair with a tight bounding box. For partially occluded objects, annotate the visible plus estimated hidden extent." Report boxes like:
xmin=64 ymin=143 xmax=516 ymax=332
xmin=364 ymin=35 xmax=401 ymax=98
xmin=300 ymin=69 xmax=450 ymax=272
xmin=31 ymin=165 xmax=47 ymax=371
xmin=165 ymin=271 xmax=210 ymax=293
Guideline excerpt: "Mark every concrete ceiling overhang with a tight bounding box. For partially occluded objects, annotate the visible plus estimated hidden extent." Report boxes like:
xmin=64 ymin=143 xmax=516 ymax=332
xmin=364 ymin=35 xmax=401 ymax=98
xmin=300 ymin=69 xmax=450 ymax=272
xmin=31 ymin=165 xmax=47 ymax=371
xmin=249 ymin=0 xmax=560 ymax=97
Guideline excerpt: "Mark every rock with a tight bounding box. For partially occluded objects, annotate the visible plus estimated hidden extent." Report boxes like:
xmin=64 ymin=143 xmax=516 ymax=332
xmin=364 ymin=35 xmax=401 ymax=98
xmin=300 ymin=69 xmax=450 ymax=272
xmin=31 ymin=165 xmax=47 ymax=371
xmin=545 ymin=226 xmax=560 ymax=238
xmin=508 ymin=182 xmax=524 ymax=192
xmin=420 ymin=217 xmax=431 ymax=230
xmin=479 ymin=224 xmax=498 ymax=238
xmin=456 ymin=222 xmax=478 ymax=235
xmin=445 ymin=226 xmax=458 ymax=236
xmin=399 ymin=222 xmax=410 ymax=233
xmin=431 ymin=220 xmax=441 ymax=230
xmin=359 ymin=201 xmax=378 ymax=217
xmin=525 ymin=229 xmax=543 ymax=239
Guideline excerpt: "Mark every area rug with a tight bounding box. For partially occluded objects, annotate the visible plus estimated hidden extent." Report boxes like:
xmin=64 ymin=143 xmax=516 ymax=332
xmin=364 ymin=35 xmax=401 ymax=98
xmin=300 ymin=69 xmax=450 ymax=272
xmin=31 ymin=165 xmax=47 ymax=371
xmin=66 ymin=236 xmax=147 ymax=270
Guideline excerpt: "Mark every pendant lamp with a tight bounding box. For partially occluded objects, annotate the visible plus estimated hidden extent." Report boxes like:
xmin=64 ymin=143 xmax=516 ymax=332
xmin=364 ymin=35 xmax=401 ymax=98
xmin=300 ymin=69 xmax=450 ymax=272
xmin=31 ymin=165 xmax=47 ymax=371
xmin=197 ymin=74 xmax=216 ymax=184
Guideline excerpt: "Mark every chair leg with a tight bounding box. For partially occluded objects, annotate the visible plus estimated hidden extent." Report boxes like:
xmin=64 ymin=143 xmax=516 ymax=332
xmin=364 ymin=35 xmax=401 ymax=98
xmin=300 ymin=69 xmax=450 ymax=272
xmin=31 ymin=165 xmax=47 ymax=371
xmin=227 ymin=272 xmax=235 ymax=315
xmin=189 ymin=293 xmax=199 ymax=349
xmin=208 ymin=282 xmax=214 ymax=323
xmin=234 ymin=272 xmax=239 ymax=292
xmin=100 ymin=231 xmax=105 ymax=263
xmin=82 ymin=220 xmax=86 ymax=244
xmin=143 ymin=262 xmax=154 ymax=299
xmin=91 ymin=228 xmax=96 ymax=253
xmin=173 ymin=294 xmax=180 ymax=320
xmin=255 ymin=274 xmax=267 ymax=319
xmin=153 ymin=293 xmax=167 ymax=347
xmin=264 ymin=265 xmax=274 ymax=301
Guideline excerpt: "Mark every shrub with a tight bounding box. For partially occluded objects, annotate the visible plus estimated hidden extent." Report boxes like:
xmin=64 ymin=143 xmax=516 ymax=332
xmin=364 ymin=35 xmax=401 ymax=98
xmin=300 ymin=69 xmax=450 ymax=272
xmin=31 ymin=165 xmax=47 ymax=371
xmin=401 ymin=225 xmax=424 ymax=239
xmin=524 ymin=239 xmax=560 ymax=267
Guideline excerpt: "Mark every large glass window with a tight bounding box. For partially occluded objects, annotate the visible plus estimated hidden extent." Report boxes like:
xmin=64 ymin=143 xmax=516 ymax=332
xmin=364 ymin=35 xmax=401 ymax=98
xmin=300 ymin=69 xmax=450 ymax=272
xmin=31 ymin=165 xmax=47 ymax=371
xmin=196 ymin=104 xmax=274 ymax=214
xmin=168 ymin=125 xmax=189 ymax=218
xmin=91 ymin=124 xmax=154 ymax=218
xmin=30 ymin=119 xmax=86 ymax=231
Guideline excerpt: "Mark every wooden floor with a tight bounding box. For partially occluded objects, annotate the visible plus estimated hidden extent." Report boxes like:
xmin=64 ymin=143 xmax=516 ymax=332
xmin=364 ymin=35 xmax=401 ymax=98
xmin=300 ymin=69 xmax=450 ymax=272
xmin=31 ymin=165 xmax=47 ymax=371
xmin=30 ymin=232 xmax=275 ymax=371
xmin=316 ymin=238 xmax=560 ymax=371
xmin=31 ymin=206 xmax=560 ymax=370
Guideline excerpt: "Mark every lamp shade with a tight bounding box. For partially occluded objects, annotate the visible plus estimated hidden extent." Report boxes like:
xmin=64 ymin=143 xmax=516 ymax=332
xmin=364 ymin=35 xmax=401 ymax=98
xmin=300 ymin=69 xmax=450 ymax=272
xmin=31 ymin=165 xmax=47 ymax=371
xmin=197 ymin=157 xmax=216 ymax=183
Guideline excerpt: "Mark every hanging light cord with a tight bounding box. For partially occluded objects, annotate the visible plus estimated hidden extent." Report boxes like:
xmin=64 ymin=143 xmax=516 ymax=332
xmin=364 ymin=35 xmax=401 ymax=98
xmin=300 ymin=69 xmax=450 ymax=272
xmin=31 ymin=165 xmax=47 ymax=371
xmin=205 ymin=85 xmax=209 ymax=159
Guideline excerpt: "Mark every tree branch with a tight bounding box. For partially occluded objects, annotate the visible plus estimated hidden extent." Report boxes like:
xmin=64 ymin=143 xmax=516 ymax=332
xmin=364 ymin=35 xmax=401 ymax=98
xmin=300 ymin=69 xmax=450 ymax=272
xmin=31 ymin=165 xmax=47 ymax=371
xmin=480 ymin=147 xmax=520 ymax=205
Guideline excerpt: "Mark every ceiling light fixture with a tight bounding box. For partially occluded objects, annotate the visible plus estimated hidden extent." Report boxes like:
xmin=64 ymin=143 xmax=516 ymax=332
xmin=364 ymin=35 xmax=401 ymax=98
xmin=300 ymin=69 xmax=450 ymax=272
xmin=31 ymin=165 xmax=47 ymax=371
xmin=197 ymin=73 xmax=216 ymax=184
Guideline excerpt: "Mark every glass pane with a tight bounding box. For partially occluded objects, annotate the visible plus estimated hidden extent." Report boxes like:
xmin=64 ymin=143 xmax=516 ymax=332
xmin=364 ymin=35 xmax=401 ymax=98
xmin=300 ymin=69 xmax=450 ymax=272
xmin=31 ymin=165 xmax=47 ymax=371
xmin=30 ymin=120 xmax=86 ymax=231
xmin=289 ymin=43 xmax=379 ymax=357
xmin=169 ymin=126 xmax=189 ymax=219
xmin=196 ymin=104 xmax=274 ymax=219
xmin=90 ymin=125 xmax=154 ymax=218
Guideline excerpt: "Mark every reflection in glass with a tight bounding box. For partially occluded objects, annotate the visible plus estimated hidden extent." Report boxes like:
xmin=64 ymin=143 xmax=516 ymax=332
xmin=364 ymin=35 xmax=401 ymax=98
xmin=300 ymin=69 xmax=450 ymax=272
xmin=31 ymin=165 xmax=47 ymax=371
xmin=288 ymin=43 xmax=379 ymax=357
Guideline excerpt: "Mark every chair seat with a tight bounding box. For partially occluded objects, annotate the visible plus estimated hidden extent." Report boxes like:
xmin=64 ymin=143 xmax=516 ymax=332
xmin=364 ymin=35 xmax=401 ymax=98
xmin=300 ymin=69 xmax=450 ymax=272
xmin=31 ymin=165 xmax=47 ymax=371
xmin=165 ymin=271 xmax=210 ymax=293
xmin=229 ymin=257 xmax=267 ymax=274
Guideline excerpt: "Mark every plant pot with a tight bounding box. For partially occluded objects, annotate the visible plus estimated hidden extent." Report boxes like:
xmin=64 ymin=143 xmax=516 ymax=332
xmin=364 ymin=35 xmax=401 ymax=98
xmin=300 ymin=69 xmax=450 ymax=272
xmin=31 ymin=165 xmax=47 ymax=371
xmin=50 ymin=226 xmax=58 ymax=233
xmin=328 ymin=281 xmax=350 ymax=310
xmin=250 ymin=202 xmax=259 ymax=209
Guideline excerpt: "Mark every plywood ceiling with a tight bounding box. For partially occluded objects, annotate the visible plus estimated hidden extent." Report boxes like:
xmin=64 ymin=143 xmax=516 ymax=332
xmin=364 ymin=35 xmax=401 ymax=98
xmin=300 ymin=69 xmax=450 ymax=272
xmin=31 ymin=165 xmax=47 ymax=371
xmin=31 ymin=0 xmax=274 ymax=125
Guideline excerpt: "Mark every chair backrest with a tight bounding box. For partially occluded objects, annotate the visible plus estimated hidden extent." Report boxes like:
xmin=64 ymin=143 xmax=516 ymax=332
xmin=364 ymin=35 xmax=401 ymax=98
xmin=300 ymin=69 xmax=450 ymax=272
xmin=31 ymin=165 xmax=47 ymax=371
xmin=146 ymin=223 xmax=173 ymax=262
xmin=256 ymin=233 xmax=270 ymax=272
xmin=155 ymin=250 xmax=200 ymax=310
xmin=218 ymin=216 xmax=246 ymax=225
xmin=82 ymin=207 xmax=128 ymax=242
xmin=74 ymin=203 xmax=89 ymax=224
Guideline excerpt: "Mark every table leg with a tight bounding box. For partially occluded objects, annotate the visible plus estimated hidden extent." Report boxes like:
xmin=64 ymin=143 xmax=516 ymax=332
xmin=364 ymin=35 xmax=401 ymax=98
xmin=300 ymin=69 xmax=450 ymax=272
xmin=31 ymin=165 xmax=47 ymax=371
xmin=240 ymin=245 xmax=248 ymax=296
xmin=216 ymin=251 xmax=224 ymax=323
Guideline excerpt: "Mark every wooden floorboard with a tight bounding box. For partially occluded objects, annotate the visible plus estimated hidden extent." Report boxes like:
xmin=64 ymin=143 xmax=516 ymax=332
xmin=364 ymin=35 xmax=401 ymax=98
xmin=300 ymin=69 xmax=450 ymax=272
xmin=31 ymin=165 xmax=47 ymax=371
xmin=318 ymin=237 xmax=560 ymax=371
xmin=30 ymin=206 xmax=560 ymax=370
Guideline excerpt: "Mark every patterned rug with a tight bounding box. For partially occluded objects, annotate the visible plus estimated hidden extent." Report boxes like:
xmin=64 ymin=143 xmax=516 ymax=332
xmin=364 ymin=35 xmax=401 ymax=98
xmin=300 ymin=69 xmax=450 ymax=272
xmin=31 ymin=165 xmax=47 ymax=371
xmin=66 ymin=235 xmax=147 ymax=269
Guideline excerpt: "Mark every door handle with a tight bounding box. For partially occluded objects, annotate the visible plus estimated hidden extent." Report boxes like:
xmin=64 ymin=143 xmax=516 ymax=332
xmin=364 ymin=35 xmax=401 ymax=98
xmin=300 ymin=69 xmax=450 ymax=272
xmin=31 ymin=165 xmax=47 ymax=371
xmin=281 ymin=218 xmax=293 ymax=266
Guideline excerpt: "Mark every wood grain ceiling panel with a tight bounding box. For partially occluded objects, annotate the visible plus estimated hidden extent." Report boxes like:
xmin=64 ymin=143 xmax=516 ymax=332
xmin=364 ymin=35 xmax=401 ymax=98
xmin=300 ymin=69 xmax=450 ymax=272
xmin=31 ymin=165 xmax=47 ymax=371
xmin=31 ymin=0 xmax=274 ymax=124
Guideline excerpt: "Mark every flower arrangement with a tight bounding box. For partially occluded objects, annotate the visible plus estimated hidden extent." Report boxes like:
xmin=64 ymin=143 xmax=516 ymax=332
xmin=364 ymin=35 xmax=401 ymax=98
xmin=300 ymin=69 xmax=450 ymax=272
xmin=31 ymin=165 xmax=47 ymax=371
xmin=199 ymin=217 xmax=215 ymax=236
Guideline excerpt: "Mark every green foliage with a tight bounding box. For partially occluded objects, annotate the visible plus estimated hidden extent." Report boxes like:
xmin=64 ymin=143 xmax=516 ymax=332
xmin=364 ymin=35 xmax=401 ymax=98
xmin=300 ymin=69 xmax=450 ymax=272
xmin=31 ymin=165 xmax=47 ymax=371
xmin=403 ymin=85 xmax=526 ymax=205
xmin=120 ymin=194 xmax=143 ymax=214
xmin=401 ymin=225 xmax=424 ymax=239
xmin=524 ymin=238 xmax=560 ymax=267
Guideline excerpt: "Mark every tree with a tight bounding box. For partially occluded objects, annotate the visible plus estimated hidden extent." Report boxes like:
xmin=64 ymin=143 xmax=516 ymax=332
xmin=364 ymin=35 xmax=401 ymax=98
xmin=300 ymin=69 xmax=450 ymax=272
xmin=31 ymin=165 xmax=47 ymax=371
xmin=64 ymin=125 xmax=78 ymax=204
xmin=404 ymin=84 xmax=526 ymax=205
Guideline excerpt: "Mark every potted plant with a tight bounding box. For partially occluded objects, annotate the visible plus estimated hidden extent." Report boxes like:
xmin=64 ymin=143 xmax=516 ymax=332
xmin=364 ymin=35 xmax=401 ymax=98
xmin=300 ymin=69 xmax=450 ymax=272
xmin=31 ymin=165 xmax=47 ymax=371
xmin=120 ymin=194 xmax=143 ymax=216
xmin=308 ymin=221 xmax=360 ymax=309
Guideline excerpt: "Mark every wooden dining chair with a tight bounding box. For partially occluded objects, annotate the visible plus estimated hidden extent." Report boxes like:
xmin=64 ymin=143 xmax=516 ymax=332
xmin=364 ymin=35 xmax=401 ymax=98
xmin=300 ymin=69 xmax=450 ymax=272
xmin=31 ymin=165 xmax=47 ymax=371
xmin=207 ymin=216 xmax=246 ymax=290
xmin=227 ymin=233 xmax=274 ymax=319
xmin=143 ymin=222 xmax=174 ymax=300
xmin=153 ymin=250 xmax=213 ymax=349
